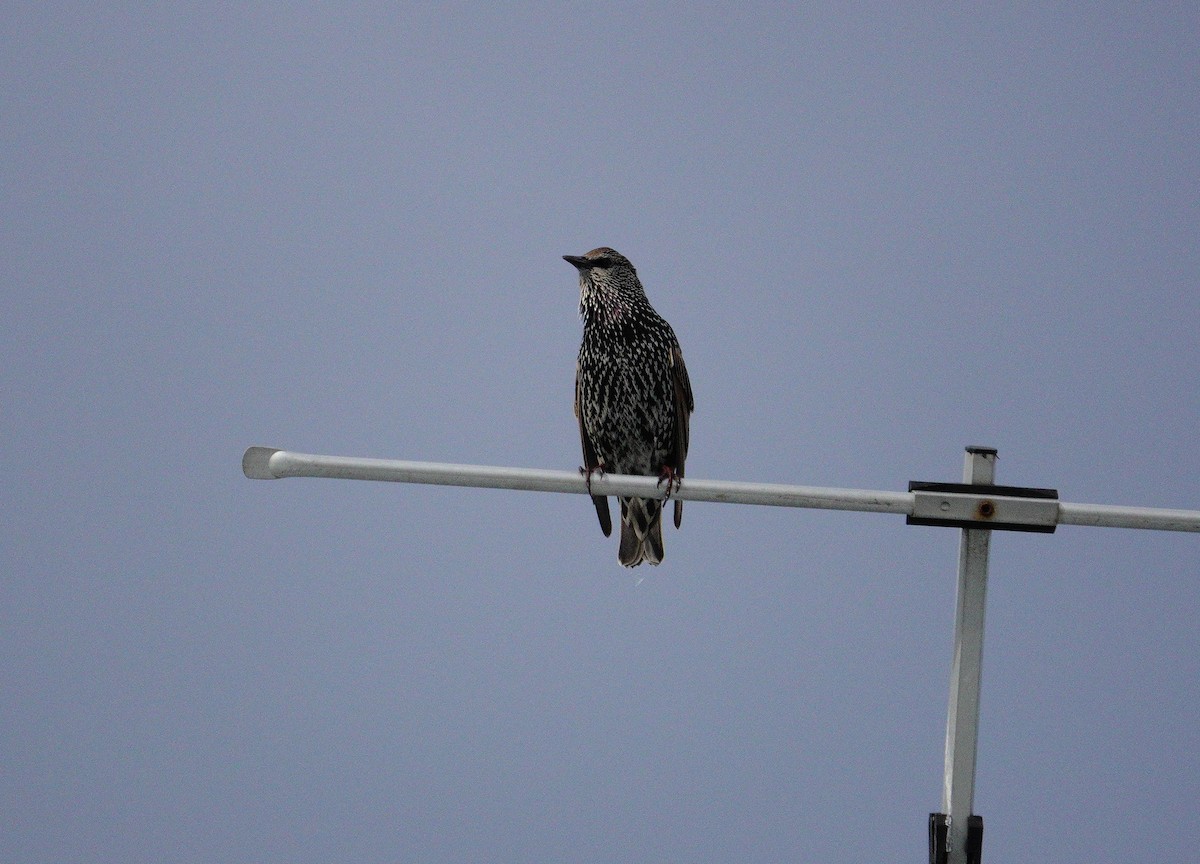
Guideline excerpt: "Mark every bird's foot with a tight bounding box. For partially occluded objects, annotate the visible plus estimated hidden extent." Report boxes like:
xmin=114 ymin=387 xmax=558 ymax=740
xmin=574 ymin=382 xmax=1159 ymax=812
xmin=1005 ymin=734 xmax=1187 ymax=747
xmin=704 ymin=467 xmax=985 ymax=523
xmin=656 ymin=465 xmax=681 ymax=498
xmin=579 ymin=463 xmax=606 ymax=494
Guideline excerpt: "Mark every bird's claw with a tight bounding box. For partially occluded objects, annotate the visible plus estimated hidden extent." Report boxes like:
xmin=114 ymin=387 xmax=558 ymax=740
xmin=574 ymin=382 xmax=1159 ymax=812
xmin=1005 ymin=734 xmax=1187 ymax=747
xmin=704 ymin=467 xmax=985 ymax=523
xmin=579 ymin=463 xmax=606 ymax=494
xmin=656 ymin=465 xmax=681 ymax=498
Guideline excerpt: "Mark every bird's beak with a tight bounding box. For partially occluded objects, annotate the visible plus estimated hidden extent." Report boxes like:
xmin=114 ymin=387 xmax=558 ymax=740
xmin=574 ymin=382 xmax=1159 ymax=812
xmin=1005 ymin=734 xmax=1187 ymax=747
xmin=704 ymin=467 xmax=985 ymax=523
xmin=563 ymin=254 xmax=593 ymax=270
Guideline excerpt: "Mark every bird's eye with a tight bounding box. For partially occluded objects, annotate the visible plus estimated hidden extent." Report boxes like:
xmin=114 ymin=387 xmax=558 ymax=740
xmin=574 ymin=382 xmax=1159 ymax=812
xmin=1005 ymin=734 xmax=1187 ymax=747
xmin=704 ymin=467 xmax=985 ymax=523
xmin=592 ymin=257 xmax=613 ymax=268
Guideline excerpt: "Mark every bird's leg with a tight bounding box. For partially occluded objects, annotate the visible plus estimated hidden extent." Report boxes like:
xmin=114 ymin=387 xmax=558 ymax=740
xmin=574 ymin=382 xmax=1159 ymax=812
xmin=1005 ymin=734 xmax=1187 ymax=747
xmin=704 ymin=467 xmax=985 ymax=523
xmin=656 ymin=465 xmax=681 ymax=498
xmin=579 ymin=462 xmax=606 ymax=494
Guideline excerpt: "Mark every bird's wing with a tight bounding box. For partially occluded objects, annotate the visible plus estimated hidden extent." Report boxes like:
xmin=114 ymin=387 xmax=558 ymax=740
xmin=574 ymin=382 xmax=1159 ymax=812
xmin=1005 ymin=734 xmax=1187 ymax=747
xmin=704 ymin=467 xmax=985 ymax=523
xmin=576 ymin=362 xmax=613 ymax=537
xmin=669 ymin=344 xmax=693 ymax=529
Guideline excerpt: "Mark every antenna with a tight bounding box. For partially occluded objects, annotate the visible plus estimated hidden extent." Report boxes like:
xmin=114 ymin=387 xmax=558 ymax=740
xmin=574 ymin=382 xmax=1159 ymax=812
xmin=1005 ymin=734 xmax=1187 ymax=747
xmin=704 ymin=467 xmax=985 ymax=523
xmin=243 ymin=443 xmax=1200 ymax=864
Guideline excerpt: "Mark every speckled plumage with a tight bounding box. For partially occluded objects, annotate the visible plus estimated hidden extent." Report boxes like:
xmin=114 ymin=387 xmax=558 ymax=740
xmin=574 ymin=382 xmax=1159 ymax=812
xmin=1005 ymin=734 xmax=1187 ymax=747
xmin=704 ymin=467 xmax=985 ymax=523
xmin=565 ymin=248 xmax=694 ymax=567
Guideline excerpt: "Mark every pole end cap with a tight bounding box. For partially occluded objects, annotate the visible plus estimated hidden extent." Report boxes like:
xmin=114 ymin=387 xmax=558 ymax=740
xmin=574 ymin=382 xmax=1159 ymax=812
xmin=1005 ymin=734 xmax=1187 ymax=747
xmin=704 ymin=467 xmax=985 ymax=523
xmin=242 ymin=447 xmax=282 ymax=479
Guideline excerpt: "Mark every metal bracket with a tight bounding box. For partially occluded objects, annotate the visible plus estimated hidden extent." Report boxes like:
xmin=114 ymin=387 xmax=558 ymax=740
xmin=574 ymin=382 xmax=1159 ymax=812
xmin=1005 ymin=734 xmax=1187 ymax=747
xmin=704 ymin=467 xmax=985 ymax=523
xmin=929 ymin=813 xmax=949 ymax=864
xmin=929 ymin=813 xmax=984 ymax=864
xmin=907 ymin=482 xmax=1059 ymax=533
xmin=966 ymin=815 xmax=983 ymax=864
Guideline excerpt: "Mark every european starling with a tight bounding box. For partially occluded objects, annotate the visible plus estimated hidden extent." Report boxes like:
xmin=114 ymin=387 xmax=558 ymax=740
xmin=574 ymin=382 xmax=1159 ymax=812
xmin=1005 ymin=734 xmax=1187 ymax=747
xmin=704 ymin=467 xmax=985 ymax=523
xmin=565 ymin=247 xmax=694 ymax=567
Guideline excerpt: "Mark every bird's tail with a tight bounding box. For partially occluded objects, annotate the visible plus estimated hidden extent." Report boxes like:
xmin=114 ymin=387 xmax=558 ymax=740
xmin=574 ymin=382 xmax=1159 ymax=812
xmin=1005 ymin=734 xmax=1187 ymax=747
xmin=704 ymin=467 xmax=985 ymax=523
xmin=618 ymin=497 xmax=664 ymax=567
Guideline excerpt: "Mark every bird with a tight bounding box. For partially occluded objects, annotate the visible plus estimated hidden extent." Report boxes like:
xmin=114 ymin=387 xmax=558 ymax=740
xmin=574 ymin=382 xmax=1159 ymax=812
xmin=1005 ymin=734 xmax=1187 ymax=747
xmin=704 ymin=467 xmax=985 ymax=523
xmin=565 ymin=247 xmax=694 ymax=566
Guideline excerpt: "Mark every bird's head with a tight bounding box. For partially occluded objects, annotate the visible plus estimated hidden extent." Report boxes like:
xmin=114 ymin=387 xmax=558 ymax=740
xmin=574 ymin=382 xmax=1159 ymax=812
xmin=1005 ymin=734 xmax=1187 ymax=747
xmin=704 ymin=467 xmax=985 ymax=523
xmin=564 ymin=247 xmax=641 ymax=320
xmin=563 ymin=247 xmax=634 ymax=275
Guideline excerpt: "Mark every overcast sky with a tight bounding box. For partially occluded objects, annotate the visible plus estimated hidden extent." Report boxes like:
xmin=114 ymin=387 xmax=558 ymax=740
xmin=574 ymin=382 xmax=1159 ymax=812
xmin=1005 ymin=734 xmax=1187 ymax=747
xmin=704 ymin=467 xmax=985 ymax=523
xmin=4 ymin=4 xmax=1198 ymax=862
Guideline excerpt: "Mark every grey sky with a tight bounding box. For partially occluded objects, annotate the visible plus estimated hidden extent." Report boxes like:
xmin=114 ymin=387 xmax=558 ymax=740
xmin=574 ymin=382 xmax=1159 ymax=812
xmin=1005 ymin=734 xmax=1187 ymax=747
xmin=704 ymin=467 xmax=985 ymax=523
xmin=4 ymin=4 xmax=1198 ymax=862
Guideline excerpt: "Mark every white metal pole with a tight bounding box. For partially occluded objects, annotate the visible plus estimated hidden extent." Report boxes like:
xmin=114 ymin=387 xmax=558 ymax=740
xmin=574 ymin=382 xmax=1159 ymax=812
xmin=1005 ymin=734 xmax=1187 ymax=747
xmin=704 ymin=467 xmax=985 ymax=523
xmin=242 ymin=443 xmax=1200 ymax=863
xmin=241 ymin=447 xmax=1200 ymax=532
xmin=940 ymin=446 xmax=995 ymax=864
xmin=1057 ymin=501 xmax=1200 ymax=532
xmin=241 ymin=447 xmax=914 ymax=514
